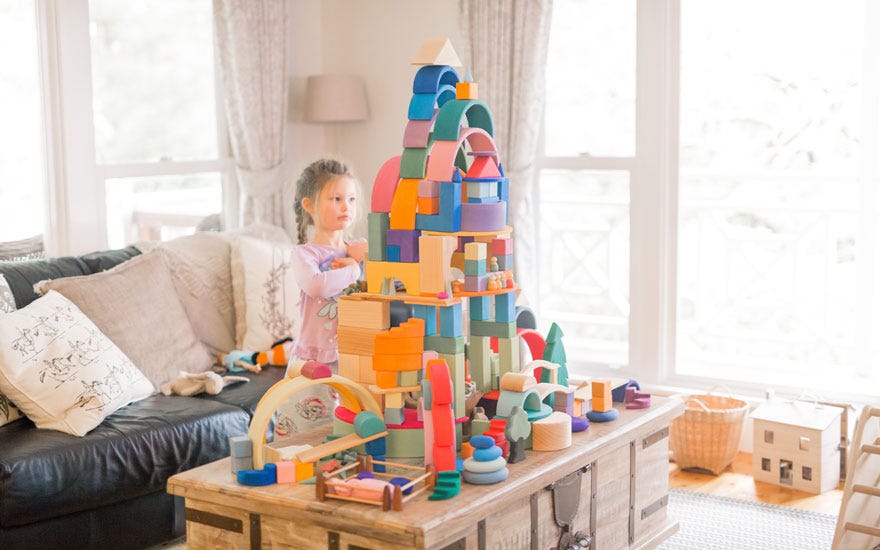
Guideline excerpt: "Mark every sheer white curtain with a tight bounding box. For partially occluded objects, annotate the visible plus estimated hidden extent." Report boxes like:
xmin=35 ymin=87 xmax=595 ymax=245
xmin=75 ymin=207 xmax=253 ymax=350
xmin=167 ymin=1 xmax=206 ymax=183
xmin=459 ymin=0 xmax=554 ymax=302
xmin=214 ymin=0 xmax=291 ymax=231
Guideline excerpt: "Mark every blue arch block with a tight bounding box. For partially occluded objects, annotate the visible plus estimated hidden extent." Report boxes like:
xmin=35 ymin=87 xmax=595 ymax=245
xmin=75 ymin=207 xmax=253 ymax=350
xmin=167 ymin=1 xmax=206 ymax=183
xmin=413 ymin=65 xmax=460 ymax=93
xmin=408 ymin=86 xmax=457 ymax=120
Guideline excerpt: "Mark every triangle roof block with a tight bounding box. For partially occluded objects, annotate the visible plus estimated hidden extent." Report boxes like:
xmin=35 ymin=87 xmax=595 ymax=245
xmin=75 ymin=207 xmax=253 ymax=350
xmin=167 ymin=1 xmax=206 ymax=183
xmin=412 ymin=38 xmax=463 ymax=67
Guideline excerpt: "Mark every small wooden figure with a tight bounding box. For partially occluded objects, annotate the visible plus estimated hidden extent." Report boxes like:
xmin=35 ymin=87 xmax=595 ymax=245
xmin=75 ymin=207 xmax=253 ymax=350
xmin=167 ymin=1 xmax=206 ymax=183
xmin=505 ymin=406 xmax=531 ymax=463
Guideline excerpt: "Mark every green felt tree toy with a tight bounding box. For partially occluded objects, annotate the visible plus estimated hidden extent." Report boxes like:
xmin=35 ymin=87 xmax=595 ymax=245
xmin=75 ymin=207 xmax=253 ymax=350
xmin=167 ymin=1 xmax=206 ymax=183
xmin=541 ymin=323 xmax=569 ymax=406
xmin=504 ymin=406 xmax=531 ymax=464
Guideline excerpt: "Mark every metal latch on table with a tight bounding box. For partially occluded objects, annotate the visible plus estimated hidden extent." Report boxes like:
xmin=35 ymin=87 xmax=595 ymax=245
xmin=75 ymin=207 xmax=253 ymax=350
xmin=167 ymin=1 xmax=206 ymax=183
xmin=548 ymin=466 xmax=592 ymax=550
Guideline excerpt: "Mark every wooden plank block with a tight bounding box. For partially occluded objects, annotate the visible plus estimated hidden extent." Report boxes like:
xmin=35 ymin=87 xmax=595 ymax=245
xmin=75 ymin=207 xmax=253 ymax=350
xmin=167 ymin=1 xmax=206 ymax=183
xmin=338 ymin=297 xmax=391 ymax=330
xmin=337 ymin=326 xmax=385 ymax=356
xmin=296 ymin=431 xmax=388 ymax=464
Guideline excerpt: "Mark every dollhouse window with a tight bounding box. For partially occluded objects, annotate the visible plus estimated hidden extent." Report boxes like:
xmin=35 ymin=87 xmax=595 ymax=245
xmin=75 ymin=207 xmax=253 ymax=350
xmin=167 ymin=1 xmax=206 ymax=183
xmin=764 ymin=430 xmax=774 ymax=444
xmin=761 ymin=458 xmax=771 ymax=471
xmin=802 ymin=466 xmax=812 ymax=481
xmin=799 ymin=436 xmax=810 ymax=451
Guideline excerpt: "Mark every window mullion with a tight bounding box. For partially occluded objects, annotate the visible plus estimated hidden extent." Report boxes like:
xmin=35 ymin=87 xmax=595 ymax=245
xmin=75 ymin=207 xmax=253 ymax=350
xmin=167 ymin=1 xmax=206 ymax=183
xmin=36 ymin=0 xmax=105 ymax=255
xmin=630 ymin=0 xmax=680 ymax=385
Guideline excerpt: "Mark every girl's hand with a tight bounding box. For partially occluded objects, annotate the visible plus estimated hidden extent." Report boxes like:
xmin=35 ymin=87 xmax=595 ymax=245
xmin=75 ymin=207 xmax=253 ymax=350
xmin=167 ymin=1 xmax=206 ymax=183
xmin=331 ymin=256 xmax=359 ymax=269
xmin=346 ymin=241 xmax=368 ymax=263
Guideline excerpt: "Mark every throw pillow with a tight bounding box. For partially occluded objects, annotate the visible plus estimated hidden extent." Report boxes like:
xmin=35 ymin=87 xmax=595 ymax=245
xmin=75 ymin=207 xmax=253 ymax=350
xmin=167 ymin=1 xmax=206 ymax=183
xmin=0 ymin=274 xmax=23 ymax=426
xmin=0 ymin=290 xmax=153 ymax=436
xmin=36 ymin=249 xmax=214 ymax=388
xmin=230 ymin=235 xmax=299 ymax=351
xmin=135 ymin=233 xmax=235 ymax=356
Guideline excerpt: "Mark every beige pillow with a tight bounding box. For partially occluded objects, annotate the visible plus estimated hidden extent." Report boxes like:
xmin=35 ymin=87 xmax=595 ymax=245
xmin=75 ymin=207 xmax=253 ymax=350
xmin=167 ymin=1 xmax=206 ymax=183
xmin=36 ymin=250 xmax=214 ymax=388
xmin=0 ymin=290 xmax=153 ymax=436
xmin=136 ymin=233 xmax=235 ymax=355
xmin=230 ymin=235 xmax=299 ymax=351
xmin=0 ymin=274 xmax=23 ymax=426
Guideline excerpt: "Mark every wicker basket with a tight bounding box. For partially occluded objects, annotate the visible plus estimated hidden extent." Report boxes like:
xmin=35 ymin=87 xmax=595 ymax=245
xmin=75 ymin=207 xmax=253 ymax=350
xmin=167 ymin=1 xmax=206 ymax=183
xmin=669 ymin=393 xmax=748 ymax=475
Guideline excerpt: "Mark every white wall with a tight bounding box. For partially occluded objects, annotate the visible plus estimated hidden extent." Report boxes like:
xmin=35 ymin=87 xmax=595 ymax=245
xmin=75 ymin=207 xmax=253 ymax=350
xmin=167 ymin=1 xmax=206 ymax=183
xmin=286 ymin=0 xmax=464 ymax=237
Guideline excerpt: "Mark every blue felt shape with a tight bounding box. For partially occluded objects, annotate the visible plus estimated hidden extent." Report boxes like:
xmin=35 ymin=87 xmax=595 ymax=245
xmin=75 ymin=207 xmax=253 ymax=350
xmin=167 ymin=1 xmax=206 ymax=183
xmin=237 ymin=463 xmax=277 ymax=486
xmin=462 ymin=467 xmax=509 ymax=485
xmin=472 ymin=445 xmax=503 ymax=462
xmin=389 ymin=476 xmax=414 ymax=495
xmin=586 ymin=408 xmax=620 ymax=423
xmin=469 ymin=435 xmax=494 ymax=449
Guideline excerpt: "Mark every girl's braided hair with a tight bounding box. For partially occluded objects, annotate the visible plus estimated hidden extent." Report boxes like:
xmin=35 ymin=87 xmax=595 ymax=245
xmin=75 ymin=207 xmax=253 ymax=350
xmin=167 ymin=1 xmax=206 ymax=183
xmin=293 ymin=158 xmax=354 ymax=244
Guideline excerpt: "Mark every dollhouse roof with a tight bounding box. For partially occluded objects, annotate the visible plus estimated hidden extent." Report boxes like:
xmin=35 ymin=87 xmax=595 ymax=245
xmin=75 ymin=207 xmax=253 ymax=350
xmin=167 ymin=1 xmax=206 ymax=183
xmin=750 ymin=399 xmax=843 ymax=431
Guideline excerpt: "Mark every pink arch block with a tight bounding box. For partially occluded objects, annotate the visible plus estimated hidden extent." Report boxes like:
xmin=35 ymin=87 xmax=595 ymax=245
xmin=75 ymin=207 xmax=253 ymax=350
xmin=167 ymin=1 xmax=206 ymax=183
xmin=371 ymin=155 xmax=402 ymax=213
xmin=425 ymin=127 xmax=497 ymax=183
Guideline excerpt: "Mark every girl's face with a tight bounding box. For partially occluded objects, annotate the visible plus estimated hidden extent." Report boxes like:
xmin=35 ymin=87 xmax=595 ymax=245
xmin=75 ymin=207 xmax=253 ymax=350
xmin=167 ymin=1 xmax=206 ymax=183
xmin=304 ymin=175 xmax=358 ymax=233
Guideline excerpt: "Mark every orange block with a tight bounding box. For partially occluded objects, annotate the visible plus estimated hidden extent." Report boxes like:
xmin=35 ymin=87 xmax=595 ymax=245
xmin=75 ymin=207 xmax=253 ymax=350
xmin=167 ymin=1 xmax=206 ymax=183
xmin=591 ymin=380 xmax=612 ymax=401
xmin=592 ymin=397 xmax=612 ymax=413
xmin=375 ymin=370 xmax=399 ymax=389
xmin=456 ymin=81 xmax=477 ymax=100
xmin=417 ymin=196 xmax=440 ymax=215
xmin=373 ymin=352 xmax=422 ymax=372
xmin=374 ymin=335 xmax=423 ymax=355
xmin=461 ymin=441 xmax=474 ymax=459
xmin=293 ymin=459 xmax=314 ymax=482
xmin=389 ymin=178 xmax=420 ymax=230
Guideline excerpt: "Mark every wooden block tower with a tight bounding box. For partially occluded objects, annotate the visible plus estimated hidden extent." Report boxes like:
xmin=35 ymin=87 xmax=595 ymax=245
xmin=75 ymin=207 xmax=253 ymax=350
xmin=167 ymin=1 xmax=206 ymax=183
xmin=332 ymin=38 xmax=521 ymax=462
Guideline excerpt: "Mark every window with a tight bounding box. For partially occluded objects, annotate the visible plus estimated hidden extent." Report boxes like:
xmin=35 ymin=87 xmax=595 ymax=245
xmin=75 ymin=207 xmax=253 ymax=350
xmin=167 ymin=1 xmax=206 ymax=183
xmin=764 ymin=430 xmax=774 ymax=445
xmin=761 ymin=457 xmax=771 ymax=472
xmin=802 ymin=466 xmax=812 ymax=481
xmin=0 ymin=0 xmax=44 ymax=242
xmin=541 ymin=0 xmax=879 ymax=400
xmin=89 ymin=0 xmax=228 ymax=249
xmin=2 ymin=1 xmax=230 ymax=254
xmin=799 ymin=436 xmax=810 ymax=451
xmin=539 ymin=0 xmax=635 ymax=370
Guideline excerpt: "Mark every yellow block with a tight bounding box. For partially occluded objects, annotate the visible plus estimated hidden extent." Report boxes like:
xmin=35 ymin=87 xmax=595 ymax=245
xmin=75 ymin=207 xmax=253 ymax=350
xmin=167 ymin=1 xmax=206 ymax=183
xmin=365 ymin=260 xmax=421 ymax=295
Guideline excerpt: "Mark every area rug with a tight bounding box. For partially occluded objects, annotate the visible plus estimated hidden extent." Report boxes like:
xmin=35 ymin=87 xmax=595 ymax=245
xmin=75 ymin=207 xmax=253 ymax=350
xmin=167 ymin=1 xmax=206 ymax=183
xmin=659 ymin=489 xmax=836 ymax=549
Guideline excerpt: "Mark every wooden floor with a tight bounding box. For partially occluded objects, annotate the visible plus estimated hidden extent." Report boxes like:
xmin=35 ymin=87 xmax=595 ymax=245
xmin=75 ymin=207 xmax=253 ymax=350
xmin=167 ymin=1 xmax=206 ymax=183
xmin=669 ymin=452 xmax=844 ymax=515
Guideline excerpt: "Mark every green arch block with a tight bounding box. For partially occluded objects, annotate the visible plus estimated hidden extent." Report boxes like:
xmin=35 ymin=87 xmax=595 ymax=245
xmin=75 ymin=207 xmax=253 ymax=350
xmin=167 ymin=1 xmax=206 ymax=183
xmin=434 ymin=100 xmax=495 ymax=141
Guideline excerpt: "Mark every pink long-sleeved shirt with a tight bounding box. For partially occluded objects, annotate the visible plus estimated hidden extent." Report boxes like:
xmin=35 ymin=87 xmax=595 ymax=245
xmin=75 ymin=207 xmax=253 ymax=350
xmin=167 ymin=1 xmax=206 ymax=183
xmin=291 ymin=241 xmax=364 ymax=364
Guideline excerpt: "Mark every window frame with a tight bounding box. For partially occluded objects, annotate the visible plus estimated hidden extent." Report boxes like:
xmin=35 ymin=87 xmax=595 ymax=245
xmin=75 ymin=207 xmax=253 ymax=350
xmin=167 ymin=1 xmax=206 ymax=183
xmin=35 ymin=0 xmax=234 ymax=256
xmin=536 ymin=0 xmax=680 ymax=389
xmin=537 ymin=0 xmax=876 ymax=402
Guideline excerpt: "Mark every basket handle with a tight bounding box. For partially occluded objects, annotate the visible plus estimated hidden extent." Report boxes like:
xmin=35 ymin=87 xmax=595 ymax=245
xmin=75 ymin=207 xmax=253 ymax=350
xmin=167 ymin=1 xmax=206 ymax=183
xmin=684 ymin=397 xmax=711 ymax=412
xmin=707 ymin=384 xmax=735 ymax=397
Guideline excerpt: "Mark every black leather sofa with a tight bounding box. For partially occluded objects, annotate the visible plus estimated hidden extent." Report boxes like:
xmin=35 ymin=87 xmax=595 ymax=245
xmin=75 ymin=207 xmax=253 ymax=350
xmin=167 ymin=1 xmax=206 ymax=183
xmin=0 ymin=248 xmax=283 ymax=549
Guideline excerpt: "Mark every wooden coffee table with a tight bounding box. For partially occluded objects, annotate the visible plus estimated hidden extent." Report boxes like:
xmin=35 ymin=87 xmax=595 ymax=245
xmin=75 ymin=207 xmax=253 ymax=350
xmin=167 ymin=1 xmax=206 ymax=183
xmin=167 ymin=396 xmax=683 ymax=549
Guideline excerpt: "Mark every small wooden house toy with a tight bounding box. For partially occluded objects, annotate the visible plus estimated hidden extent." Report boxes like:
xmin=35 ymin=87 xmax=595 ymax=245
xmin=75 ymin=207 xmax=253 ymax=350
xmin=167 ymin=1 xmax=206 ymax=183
xmin=750 ymin=399 xmax=843 ymax=494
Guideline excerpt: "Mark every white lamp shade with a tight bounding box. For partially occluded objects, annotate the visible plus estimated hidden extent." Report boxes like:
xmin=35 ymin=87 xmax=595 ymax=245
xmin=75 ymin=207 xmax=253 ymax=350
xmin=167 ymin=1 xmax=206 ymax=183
xmin=305 ymin=74 xmax=369 ymax=123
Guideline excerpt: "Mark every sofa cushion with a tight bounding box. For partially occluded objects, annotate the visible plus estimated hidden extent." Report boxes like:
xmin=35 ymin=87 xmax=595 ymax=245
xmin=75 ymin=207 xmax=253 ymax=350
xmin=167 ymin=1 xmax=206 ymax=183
xmin=136 ymin=233 xmax=235 ymax=356
xmin=37 ymin=250 xmax=215 ymax=388
xmin=0 ymin=394 xmax=249 ymax=528
xmin=231 ymin=235 xmax=300 ymax=352
xmin=197 ymin=365 xmax=285 ymax=417
xmin=0 ymin=257 xmax=90 ymax=309
xmin=79 ymin=245 xmax=142 ymax=273
xmin=0 ymin=290 xmax=154 ymax=436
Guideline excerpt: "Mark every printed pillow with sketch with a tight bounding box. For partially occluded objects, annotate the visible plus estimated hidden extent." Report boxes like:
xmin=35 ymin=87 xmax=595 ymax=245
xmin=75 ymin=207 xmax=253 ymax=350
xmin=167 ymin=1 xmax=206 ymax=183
xmin=0 ymin=290 xmax=153 ymax=436
xmin=230 ymin=235 xmax=299 ymax=351
xmin=0 ymin=274 xmax=24 ymax=426
xmin=36 ymin=249 xmax=215 ymax=388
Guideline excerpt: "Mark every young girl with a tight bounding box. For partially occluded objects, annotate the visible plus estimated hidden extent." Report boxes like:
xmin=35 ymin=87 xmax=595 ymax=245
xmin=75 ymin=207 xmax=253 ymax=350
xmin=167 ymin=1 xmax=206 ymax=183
xmin=275 ymin=159 xmax=366 ymax=438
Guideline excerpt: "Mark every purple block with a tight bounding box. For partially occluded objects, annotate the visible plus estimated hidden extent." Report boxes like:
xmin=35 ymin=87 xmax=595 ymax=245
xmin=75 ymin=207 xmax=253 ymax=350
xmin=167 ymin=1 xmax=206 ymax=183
xmin=571 ymin=416 xmax=589 ymax=432
xmin=386 ymin=229 xmax=420 ymax=263
xmin=461 ymin=201 xmax=507 ymax=232
xmin=464 ymin=274 xmax=489 ymax=292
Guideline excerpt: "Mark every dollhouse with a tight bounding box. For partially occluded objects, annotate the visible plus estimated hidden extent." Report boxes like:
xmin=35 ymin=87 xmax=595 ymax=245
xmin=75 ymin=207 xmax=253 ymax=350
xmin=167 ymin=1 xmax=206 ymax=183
xmin=751 ymin=398 xmax=844 ymax=494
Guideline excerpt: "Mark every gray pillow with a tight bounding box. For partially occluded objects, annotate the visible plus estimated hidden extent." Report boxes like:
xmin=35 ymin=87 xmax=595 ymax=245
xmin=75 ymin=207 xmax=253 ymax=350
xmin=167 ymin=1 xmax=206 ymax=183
xmin=36 ymin=250 xmax=214 ymax=388
xmin=137 ymin=233 xmax=235 ymax=356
